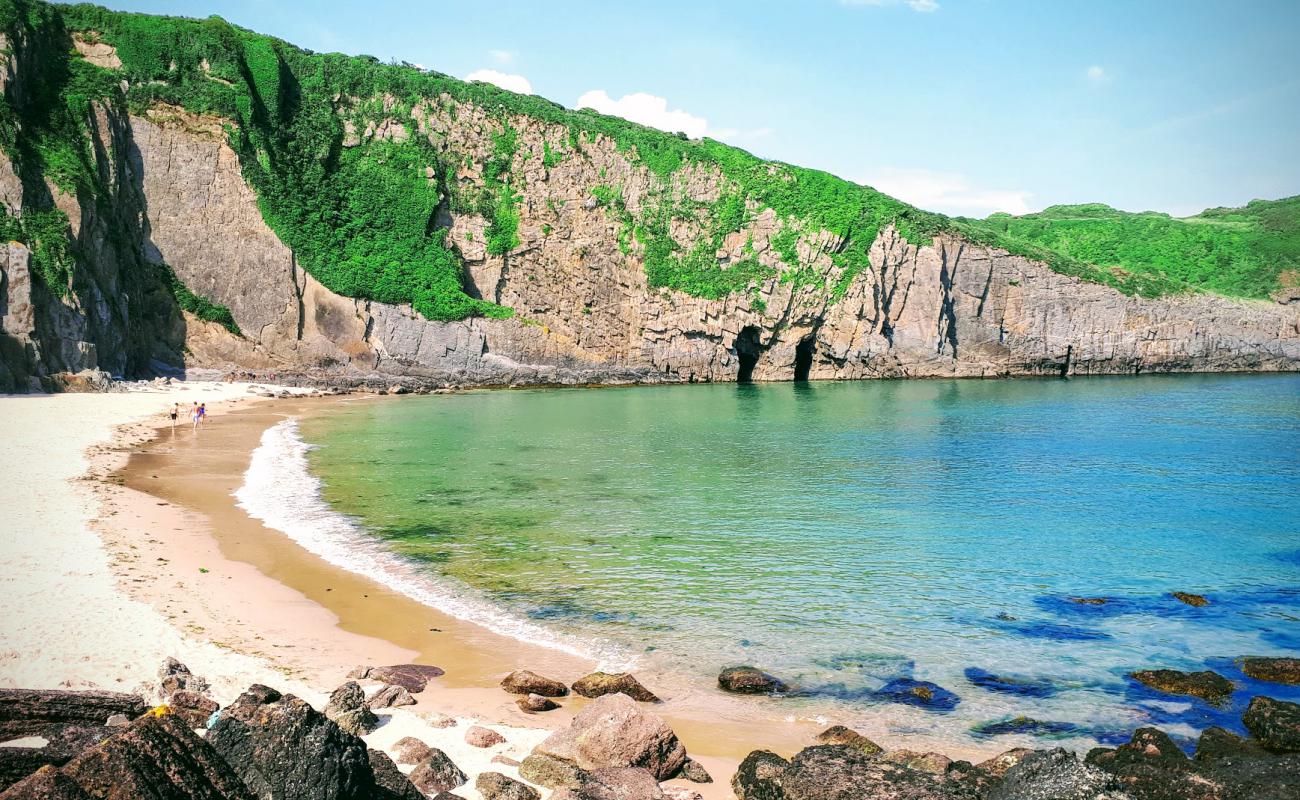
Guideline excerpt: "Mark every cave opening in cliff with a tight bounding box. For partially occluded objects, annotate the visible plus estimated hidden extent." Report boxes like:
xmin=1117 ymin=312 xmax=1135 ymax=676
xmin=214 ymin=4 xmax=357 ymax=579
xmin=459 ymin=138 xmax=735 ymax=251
xmin=734 ymin=326 xmax=763 ymax=383
xmin=794 ymin=337 xmax=815 ymax=382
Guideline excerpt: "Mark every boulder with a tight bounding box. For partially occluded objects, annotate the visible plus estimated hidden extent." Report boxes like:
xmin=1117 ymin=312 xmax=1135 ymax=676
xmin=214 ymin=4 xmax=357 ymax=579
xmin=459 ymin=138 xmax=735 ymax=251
xmin=780 ymin=745 xmax=976 ymax=800
xmin=873 ymin=678 xmax=960 ymax=710
xmin=963 ymin=668 xmax=1058 ymax=698
xmin=883 ymin=750 xmax=952 ymax=774
xmin=1171 ymin=592 xmax=1210 ymax=607
xmin=717 ymin=667 xmax=787 ymax=695
xmin=529 ymin=694 xmax=687 ymax=780
xmin=0 ymin=766 xmax=93 ymax=800
xmin=1239 ymin=657 xmax=1300 ymax=686
xmin=0 ymin=725 xmax=115 ymax=790
xmin=207 ymin=684 xmax=376 ymax=800
xmin=1194 ymin=727 xmax=1265 ymax=761
xmin=519 ymin=752 xmax=589 ymax=790
xmin=0 ymin=690 xmax=145 ymax=730
xmin=1129 ymin=669 xmax=1234 ymax=705
xmin=551 ymin=767 xmax=664 ymax=800
xmin=59 ymin=713 xmax=254 ymax=800
xmin=677 ymin=758 xmax=711 ymax=783
xmin=987 ymin=748 xmax=1122 ymax=800
xmin=349 ymin=665 xmax=444 ymax=694
xmin=168 ymin=690 xmax=219 ymax=729
xmin=500 ymin=671 xmax=568 ymax=698
xmin=367 ymin=685 xmax=415 ymax=710
xmin=570 ymin=673 xmax=659 ymax=703
xmin=1085 ymin=728 xmax=1204 ymax=800
xmin=813 ymin=725 xmax=883 ymax=756
xmin=731 ymin=750 xmax=788 ymax=800
xmin=475 ymin=772 xmax=539 ymax=800
xmin=392 ymin=736 xmax=433 ymax=765
xmin=408 ymin=749 xmax=467 ymax=794
xmin=323 ymin=682 xmax=379 ymax=736
xmin=516 ymin=694 xmax=558 ymax=713
xmin=368 ymin=749 xmax=423 ymax=800
xmin=465 ymin=726 xmax=506 ymax=748
xmin=1243 ymin=696 xmax=1300 ymax=753
xmin=158 ymin=658 xmax=210 ymax=699
xmin=974 ymin=749 xmax=1034 ymax=780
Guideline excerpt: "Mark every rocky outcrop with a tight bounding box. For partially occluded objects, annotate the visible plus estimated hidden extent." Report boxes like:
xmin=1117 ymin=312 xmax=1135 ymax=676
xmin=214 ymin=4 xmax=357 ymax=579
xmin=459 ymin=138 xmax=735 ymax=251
xmin=1239 ymin=657 xmax=1300 ymax=686
xmin=1129 ymin=669 xmax=1234 ymax=705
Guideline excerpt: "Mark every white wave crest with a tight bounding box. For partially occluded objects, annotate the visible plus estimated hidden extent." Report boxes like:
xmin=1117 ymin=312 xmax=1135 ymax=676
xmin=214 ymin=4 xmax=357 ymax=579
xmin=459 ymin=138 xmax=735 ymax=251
xmin=233 ymin=418 xmax=625 ymax=665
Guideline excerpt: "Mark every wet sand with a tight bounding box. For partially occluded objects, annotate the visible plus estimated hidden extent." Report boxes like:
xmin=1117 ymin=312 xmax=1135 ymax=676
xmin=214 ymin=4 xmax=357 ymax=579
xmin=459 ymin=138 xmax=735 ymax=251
xmin=110 ymin=393 xmax=1001 ymax=789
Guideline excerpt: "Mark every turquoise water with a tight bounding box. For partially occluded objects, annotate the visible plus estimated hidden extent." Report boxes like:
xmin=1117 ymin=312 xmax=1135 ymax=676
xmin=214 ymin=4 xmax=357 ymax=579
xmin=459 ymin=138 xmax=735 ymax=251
xmin=289 ymin=375 xmax=1300 ymax=747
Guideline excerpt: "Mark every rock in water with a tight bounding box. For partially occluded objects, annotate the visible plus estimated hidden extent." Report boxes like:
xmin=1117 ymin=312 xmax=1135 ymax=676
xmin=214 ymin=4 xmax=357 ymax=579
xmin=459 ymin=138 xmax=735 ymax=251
xmin=717 ymin=667 xmax=787 ymax=695
xmin=367 ymin=685 xmax=415 ymax=710
xmin=392 ymin=737 xmax=434 ymax=765
xmin=465 ymin=726 xmax=506 ymax=748
xmin=500 ymin=671 xmax=569 ymax=698
xmin=780 ymin=745 xmax=976 ymax=800
xmin=1243 ymin=696 xmax=1300 ymax=753
xmin=516 ymin=694 xmax=558 ymax=713
xmin=408 ymin=748 xmax=467 ymax=794
xmin=813 ymin=725 xmax=884 ymax=756
xmin=323 ymin=682 xmax=379 ymax=736
xmin=475 ymin=772 xmax=539 ymax=800
xmin=987 ymin=749 xmax=1120 ymax=800
xmin=873 ymin=678 xmax=960 ymax=710
xmin=1239 ymin=657 xmax=1300 ymax=686
xmin=1171 ymin=592 xmax=1211 ymax=607
xmin=368 ymin=750 xmax=423 ymax=800
xmin=571 ymin=673 xmax=660 ymax=703
xmin=59 ymin=713 xmax=253 ymax=800
xmin=207 ymin=684 xmax=376 ymax=800
xmin=529 ymin=694 xmax=688 ymax=781
xmin=732 ymin=750 xmax=789 ymax=800
xmin=1129 ymin=669 xmax=1234 ymax=705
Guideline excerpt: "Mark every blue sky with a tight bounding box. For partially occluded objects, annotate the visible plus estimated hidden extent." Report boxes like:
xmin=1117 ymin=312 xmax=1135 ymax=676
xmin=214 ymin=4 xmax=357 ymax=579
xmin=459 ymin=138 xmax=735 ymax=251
xmin=76 ymin=0 xmax=1300 ymax=217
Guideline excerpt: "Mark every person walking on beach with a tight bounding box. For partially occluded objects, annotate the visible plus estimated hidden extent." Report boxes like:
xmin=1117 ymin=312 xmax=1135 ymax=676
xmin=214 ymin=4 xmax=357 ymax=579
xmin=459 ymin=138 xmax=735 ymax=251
xmin=198 ymin=403 xmax=207 ymax=426
xmin=169 ymin=403 xmax=179 ymax=430
xmin=191 ymin=402 xmax=201 ymax=431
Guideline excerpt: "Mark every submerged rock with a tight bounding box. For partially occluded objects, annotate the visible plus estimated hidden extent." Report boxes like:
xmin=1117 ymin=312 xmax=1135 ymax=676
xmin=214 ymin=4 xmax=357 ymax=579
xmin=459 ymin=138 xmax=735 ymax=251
xmin=873 ymin=678 xmax=960 ymax=710
xmin=500 ymin=670 xmax=569 ymax=698
xmin=718 ymin=667 xmax=787 ymax=695
xmin=516 ymin=694 xmax=558 ymax=713
xmin=529 ymin=694 xmax=688 ymax=780
xmin=1129 ymin=669 xmax=1234 ymax=705
xmin=1239 ymin=657 xmax=1300 ymax=686
xmin=476 ymin=772 xmax=539 ymax=800
xmin=1243 ymin=696 xmax=1300 ymax=753
xmin=323 ymin=682 xmax=379 ymax=736
xmin=571 ymin=672 xmax=659 ymax=703
xmin=732 ymin=750 xmax=789 ymax=800
xmin=964 ymin=667 xmax=1058 ymax=698
xmin=813 ymin=725 xmax=884 ymax=756
xmin=408 ymin=748 xmax=468 ymax=794
xmin=971 ymin=716 xmax=1082 ymax=738
xmin=1171 ymin=592 xmax=1211 ymax=607
xmin=1068 ymin=597 xmax=1111 ymax=606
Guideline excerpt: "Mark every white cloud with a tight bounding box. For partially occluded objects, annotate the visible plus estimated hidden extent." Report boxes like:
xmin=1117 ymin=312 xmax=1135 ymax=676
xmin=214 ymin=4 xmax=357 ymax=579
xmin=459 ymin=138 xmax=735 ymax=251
xmin=864 ymin=168 xmax=1033 ymax=217
xmin=465 ymin=69 xmax=533 ymax=95
xmin=841 ymin=0 xmax=940 ymax=12
xmin=489 ymin=49 xmax=514 ymax=64
xmin=1086 ymin=65 xmax=1107 ymax=83
xmin=576 ymin=90 xmax=712 ymax=138
xmin=711 ymin=126 xmax=774 ymax=143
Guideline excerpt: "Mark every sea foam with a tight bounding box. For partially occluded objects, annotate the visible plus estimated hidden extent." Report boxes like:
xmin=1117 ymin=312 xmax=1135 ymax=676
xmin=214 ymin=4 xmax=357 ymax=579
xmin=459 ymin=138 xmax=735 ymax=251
xmin=233 ymin=418 xmax=624 ymax=666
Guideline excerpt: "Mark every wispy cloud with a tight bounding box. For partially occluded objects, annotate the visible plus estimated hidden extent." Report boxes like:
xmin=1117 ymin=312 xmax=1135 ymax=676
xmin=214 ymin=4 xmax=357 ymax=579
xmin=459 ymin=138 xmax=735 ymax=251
xmin=1085 ymin=65 xmax=1108 ymax=83
xmin=841 ymin=0 xmax=940 ymax=12
xmin=711 ymin=126 xmax=774 ymax=143
xmin=466 ymin=69 xmax=533 ymax=95
xmin=576 ymin=90 xmax=713 ymax=138
xmin=864 ymin=168 xmax=1032 ymax=217
xmin=489 ymin=49 xmax=514 ymax=64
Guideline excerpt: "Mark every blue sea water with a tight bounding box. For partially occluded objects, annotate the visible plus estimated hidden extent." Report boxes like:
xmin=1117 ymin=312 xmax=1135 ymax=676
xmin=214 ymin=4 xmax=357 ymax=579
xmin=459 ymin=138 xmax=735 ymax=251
xmin=252 ymin=374 xmax=1300 ymax=748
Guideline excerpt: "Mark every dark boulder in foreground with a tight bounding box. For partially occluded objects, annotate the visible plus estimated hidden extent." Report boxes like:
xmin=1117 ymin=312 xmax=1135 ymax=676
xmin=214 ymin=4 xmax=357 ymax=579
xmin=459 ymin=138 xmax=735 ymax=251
xmin=718 ymin=667 xmax=787 ymax=695
xmin=571 ymin=673 xmax=660 ymax=703
xmin=368 ymin=749 xmax=423 ymax=800
xmin=0 ymin=689 xmax=145 ymax=730
xmin=781 ymin=745 xmax=976 ymax=800
xmin=986 ymin=748 xmax=1119 ymax=800
xmin=873 ymin=678 xmax=960 ymax=710
xmin=813 ymin=725 xmax=884 ymax=755
xmin=1239 ymin=657 xmax=1300 ymax=686
xmin=732 ymin=750 xmax=789 ymax=800
xmin=208 ymin=684 xmax=376 ymax=800
xmin=500 ymin=671 xmax=569 ymax=698
xmin=1129 ymin=669 xmax=1234 ymax=704
xmin=475 ymin=772 xmax=539 ymax=800
xmin=1243 ymin=696 xmax=1300 ymax=753
xmin=408 ymin=747 xmax=467 ymax=795
xmin=0 ymin=766 xmax=93 ymax=800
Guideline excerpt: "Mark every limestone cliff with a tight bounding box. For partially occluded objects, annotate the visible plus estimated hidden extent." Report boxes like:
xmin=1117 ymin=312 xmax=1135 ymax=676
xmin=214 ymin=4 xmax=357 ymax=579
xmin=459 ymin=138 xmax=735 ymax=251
xmin=0 ymin=3 xmax=1296 ymax=391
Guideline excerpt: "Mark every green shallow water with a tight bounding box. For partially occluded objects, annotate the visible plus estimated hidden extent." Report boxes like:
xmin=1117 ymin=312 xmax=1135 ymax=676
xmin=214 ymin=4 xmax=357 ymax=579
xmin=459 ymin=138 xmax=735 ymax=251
xmin=286 ymin=374 xmax=1300 ymax=746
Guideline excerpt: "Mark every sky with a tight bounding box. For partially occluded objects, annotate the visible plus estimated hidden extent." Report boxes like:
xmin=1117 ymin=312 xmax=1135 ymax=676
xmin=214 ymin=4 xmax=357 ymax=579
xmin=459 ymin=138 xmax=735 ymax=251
xmin=71 ymin=0 xmax=1300 ymax=218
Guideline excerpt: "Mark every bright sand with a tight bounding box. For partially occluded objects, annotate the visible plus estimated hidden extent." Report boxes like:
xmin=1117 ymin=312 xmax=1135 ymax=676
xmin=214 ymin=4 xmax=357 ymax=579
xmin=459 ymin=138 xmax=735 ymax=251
xmin=0 ymin=385 xmax=999 ymax=799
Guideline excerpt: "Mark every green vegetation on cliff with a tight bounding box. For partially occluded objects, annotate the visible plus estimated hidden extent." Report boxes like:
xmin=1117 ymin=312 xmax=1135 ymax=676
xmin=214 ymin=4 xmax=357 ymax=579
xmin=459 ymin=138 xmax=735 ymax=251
xmin=1 ymin=0 xmax=1294 ymax=318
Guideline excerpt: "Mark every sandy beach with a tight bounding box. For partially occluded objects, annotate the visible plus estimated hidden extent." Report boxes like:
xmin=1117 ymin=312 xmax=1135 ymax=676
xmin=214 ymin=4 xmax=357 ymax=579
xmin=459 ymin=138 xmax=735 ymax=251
xmin=0 ymin=382 xmax=1007 ymax=800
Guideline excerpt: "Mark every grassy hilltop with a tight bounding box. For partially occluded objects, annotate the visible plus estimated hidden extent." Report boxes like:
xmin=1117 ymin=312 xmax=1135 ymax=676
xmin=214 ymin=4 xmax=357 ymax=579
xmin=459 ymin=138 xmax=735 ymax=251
xmin=0 ymin=0 xmax=1295 ymax=326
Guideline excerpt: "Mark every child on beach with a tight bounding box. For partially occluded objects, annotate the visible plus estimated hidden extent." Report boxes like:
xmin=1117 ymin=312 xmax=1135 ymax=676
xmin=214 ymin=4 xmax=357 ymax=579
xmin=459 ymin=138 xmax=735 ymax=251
xmin=198 ymin=403 xmax=206 ymax=425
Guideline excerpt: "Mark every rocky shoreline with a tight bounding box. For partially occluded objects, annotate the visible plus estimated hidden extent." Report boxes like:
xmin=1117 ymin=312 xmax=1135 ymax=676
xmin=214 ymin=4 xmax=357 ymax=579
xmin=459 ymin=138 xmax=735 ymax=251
xmin=3 ymin=655 xmax=1299 ymax=800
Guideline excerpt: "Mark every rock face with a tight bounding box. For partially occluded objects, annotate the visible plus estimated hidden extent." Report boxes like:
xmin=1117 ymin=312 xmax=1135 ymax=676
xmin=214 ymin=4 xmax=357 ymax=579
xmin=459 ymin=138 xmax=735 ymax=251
xmin=1130 ymin=669 xmax=1234 ymax=704
xmin=501 ymin=671 xmax=569 ymax=698
xmin=207 ymin=685 xmax=376 ymax=800
xmin=718 ymin=667 xmax=787 ymax=695
xmin=1239 ymin=657 xmax=1300 ymax=685
xmin=527 ymin=694 xmax=688 ymax=781
xmin=570 ymin=673 xmax=659 ymax=703
xmin=1 ymin=20 xmax=1297 ymax=393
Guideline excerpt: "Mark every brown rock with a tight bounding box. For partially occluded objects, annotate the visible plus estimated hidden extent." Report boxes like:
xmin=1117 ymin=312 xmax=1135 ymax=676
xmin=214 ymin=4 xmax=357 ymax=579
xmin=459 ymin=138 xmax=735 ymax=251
xmin=1243 ymin=696 xmax=1300 ymax=753
xmin=974 ymin=748 xmax=1034 ymax=779
xmin=570 ymin=673 xmax=659 ymax=703
xmin=500 ymin=671 xmax=569 ymax=698
xmin=813 ymin=725 xmax=884 ymax=756
xmin=717 ymin=667 xmax=787 ymax=695
xmin=1171 ymin=592 xmax=1210 ymax=607
xmin=0 ymin=690 xmax=146 ymax=729
xmin=409 ymin=748 xmax=468 ymax=794
xmin=552 ymin=767 xmax=664 ymax=800
xmin=0 ymin=766 xmax=93 ymax=800
xmin=1240 ymin=657 xmax=1300 ymax=686
xmin=677 ymin=758 xmax=712 ymax=783
xmin=167 ymin=691 xmax=219 ymax=729
xmin=367 ymin=685 xmax=416 ymax=710
xmin=516 ymin=694 xmax=558 ymax=713
xmin=530 ymin=694 xmax=687 ymax=781
xmin=1130 ymin=668 xmax=1234 ymax=704
xmin=476 ymin=772 xmax=539 ymax=800
xmin=322 ymin=682 xmax=378 ymax=736
xmin=363 ymin=665 xmax=444 ymax=694
xmin=884 ymin=749 xmax=951 ymax=774
xmin=518 ymin=752 xmax=589 ymax=790
xmin=465 ymin=725 xmax=506 ymax=748
xmin=392 ymin=736 xmax=434 ymax=765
